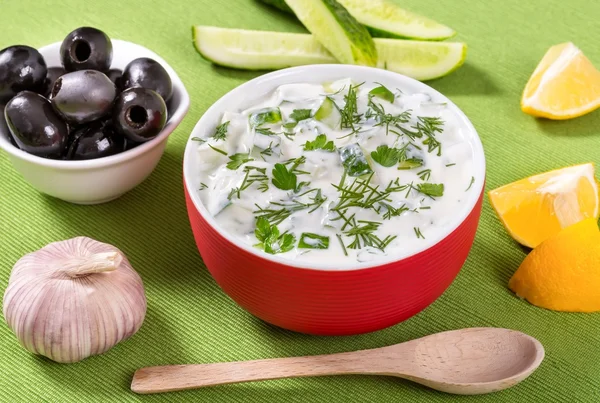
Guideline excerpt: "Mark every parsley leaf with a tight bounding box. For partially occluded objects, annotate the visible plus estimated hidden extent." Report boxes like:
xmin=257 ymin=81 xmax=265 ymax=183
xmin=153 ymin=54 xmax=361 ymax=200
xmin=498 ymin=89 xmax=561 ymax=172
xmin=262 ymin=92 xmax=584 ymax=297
xmin=304 ymin=134 xmax=335 ymax=152
xmin=298 ymin=233 xmax=330 ymax=249
xmin=370 ymin=145 xmax=402 ymax=167
xmin=274 ymin=233 xmax=296 ymax=254
xmin=254 ymin=217 xmax=272 ymax=243
xmin=290 ymin=109 xmax=312 ymax=122
xmin=213 ymin=121 xmax=230 ymax=141
xmin=254 ymin=217 xmax=296 ymax=255
xmin=416 ymin=183 xmax=444 ymax=198
xmin=272 ymin=163 xmax=297 ymax=190
xmin=226 ymin=153 xmax=253 ymax=170
xmin=369 ymin=84 xmax=395 ymax=103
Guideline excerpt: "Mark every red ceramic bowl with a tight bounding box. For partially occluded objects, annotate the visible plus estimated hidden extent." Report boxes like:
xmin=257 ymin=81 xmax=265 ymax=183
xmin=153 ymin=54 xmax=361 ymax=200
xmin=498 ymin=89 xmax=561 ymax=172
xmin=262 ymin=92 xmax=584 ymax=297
xmin=184 ymin=65 xmax=485 ymax=336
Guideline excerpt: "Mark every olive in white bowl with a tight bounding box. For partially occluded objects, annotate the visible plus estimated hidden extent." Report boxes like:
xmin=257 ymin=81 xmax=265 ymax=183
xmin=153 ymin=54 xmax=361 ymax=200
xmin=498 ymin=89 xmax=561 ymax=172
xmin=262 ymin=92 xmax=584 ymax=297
xmin=0 ymin=39 xmax=190 ymax=204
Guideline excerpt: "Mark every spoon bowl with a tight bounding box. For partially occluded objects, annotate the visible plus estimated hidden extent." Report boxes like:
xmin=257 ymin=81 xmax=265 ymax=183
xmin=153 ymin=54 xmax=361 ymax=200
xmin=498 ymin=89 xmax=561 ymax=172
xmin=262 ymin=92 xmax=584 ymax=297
xmin=131 ymin=328 xmax=544 ymax=395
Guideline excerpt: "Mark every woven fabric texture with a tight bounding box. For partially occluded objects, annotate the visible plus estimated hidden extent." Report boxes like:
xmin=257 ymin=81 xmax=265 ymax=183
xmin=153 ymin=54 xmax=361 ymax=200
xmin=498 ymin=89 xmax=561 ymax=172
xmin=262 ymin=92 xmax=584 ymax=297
xmin=1 ymin=0 xmax=600 ymax=401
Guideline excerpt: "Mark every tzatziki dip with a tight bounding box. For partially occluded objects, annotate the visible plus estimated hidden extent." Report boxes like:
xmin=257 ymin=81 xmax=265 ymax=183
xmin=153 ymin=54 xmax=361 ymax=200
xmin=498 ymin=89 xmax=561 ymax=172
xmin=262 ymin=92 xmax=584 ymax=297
xmin=191 ymin=79 xmax=476 ymax=264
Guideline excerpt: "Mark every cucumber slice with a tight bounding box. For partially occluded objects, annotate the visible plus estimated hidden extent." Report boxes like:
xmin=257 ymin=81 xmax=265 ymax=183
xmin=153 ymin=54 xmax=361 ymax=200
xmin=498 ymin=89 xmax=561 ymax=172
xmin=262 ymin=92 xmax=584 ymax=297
xmin=339 ymin=144 xmax=373 ymax=177
xmin=375 ymin=38 xmax=466 ymax=81
xmin=192 ymin=26 xmax=467 ymax=81
xmin=315 ymin=97 xmax=341 ymax=129
xmin=259 ymin=0 xmax=293 ymax=13
xmin=336 ymin=0 xmax=455 ymax=40
xmin=259 ymin=0 xmax=455 ymax=41
xmin=249 ymin=108 xmax=282 ymax=126
xmin=192 ymin=26 xmax=335 ymax=70
xmin=284 ymin=0 xmax=377 ymax=66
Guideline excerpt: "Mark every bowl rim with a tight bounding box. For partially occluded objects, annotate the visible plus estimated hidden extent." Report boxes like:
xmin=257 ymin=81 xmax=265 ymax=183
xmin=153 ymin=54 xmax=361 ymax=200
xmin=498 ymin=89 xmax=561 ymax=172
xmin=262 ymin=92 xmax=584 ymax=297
xmin=183 ymin=64 xmax=486 ymax=272
xmin=0 ymin=38 xmax=190 ymax=170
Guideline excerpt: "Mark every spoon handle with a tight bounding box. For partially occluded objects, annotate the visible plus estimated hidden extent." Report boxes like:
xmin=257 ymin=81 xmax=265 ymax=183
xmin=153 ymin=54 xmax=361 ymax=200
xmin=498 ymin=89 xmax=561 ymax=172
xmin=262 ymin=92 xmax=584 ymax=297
xmin=131 ymin=349 xmax=385 ymax=394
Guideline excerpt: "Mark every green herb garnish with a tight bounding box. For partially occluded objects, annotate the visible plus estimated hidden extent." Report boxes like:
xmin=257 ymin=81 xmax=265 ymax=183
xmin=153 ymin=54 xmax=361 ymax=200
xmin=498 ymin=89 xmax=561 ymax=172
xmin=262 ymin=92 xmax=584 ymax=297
xmin=414 ymin=227 xmax=425 ymax=239
xmin=213 ymin=121 xmax=230 ymax=141
xmin=466 ymin=176 xmax=475 ymax=191
xmin=336 ymin=234 xmax=348 ymax=256
xmin=370 ymin=145 xmax=402 ymax=167
xmin=400 ymin=116 xmax=444 ymax=156
xmin=226 ymin=153 xmax=253 ymax=170
xmin=271 ymin=163 xmax=297 ymax=190
xmin=249 ymin=107 xmax=282 ymax=127
xmin=446 ymin=163 xmax=456 ymax=167
xmin=199 ymin=183 xmax=208 ymax=190
xmin=418 ymin=169 xmax=431 ymax=181
xmin=298 ymin=233 xmax=330 ymax=249
xmin=327 ymin=83 xmax=363 ymax=134
xmin=381 ymin=203 xmax=410 ymax=220
xmin=304 ymin=134 xmax=335 ymax=152
xmin=228 ymin=166 xmax=269 ymax=200
xmin=369 ymin=84 xmax=395 ymax=103
xmin=208 ymin=144 xmax=227 ymax=156
xmin=254 ymin=217 xmax=295 ymax=255
xmin=260 ymin=142 xmax=277 ymax=159
xmin=416 ymin=183 xmax=444 ymax=198
xmin=366 ymin=98 xmax=411 ymax=137
xmin=255 ymin=127 xmax=278 ymax=136
xmin=254 ymin=188 xmax=326 ymax=225
xmin=191 ymin=137 xmax=206 ymax=143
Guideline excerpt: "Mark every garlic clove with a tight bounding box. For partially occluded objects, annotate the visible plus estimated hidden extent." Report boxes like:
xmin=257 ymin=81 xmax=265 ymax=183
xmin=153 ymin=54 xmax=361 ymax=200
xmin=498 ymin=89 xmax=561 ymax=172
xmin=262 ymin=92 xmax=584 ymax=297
xmin=3 ymin=236 xmax=147 ymax=363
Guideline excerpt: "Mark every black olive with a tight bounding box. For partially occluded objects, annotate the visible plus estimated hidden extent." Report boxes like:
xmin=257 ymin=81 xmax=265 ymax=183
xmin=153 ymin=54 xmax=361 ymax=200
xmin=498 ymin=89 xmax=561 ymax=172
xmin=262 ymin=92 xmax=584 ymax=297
xmin=113 ymin=88 xmax=167 ymax=142
xmin=124 ymin=138 xmax=142 ymax=151
xmin=0 ymin=103 xmax=16 ymax=147
xmin=60 ymin=27 xmax=113 ymax=72
xmin=0 ymin=46 xmax=47 ymax=103
xmin=42 ymin=67 xmax=67 ymax=98
xmin=107 ymin=69 xmax=122 ymax=87
xmin=51 ymin=70 xmax=116 ymax=125
xmin=121 ymin=58 xmax=172 ymax=102
xmin=65 ymin=119 xmax=125 ymax=160
xmin=5 ymin=91 xmax=68 ymax=158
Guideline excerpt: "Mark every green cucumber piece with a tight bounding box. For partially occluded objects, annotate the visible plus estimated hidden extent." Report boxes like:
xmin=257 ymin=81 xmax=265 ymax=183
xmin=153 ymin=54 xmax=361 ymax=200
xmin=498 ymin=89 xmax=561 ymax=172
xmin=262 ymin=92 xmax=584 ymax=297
xmin=284 ymin=0 xmax=377 ymax=66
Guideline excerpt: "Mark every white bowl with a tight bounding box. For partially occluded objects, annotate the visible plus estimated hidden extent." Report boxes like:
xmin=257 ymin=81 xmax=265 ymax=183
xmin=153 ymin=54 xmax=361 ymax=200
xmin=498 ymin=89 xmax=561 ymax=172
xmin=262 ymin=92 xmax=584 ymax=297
xmin=0 ymin=39 xmax=190 ymax=204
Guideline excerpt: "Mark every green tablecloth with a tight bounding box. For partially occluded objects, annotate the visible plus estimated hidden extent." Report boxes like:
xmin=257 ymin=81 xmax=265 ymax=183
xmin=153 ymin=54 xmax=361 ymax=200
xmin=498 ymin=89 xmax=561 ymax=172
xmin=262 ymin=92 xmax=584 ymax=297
xmin=1 ymin=0 xmax=600 ymax=401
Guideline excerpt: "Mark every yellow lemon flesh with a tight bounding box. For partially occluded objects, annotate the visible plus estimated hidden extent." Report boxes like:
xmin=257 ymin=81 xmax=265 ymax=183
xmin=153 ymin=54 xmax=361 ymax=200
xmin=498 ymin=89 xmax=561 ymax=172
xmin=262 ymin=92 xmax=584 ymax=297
xmin=488 ymin=163 xmax=599 ymax=248
xmin=509 ymin=218 xmax=600 ymax=312
xmin=521 ymin=42 xmax=600 ymax=120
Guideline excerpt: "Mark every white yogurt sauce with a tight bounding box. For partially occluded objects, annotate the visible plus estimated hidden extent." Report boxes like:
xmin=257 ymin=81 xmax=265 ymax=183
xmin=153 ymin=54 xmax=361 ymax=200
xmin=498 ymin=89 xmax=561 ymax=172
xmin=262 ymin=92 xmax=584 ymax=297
xmin=192 ymin=79 xmax=475 ymax=264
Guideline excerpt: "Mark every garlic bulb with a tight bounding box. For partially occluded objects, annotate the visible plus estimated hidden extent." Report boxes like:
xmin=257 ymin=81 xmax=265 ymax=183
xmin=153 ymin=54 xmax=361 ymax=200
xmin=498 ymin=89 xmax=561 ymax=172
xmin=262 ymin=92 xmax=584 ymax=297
xmin=3 ymin=237 xmax=146 ymax=363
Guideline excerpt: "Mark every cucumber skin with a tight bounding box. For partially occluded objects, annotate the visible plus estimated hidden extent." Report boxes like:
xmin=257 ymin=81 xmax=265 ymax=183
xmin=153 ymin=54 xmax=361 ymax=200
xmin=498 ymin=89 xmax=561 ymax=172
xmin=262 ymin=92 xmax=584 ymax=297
xmin=322 ymin=0 xmax=377 ymax=66
xmin=258 ymin=0 xmax=455 ymax=41
xmin=258 ymin=0 xmax=293 ymax=13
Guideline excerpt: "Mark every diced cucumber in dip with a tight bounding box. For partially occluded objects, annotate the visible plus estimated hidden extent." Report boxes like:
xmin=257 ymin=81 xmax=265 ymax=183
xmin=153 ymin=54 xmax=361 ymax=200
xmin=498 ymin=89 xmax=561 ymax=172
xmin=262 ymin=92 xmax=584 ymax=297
xmin=192 ymin=79 xmax=475 ymax=265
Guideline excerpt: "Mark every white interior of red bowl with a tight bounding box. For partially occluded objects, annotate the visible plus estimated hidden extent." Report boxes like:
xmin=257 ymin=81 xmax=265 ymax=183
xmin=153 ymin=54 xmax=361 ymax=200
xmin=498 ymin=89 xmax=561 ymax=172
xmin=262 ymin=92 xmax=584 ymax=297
xmin=0 ymin=39 xmax=190 ymax=170
xmin=184 ymin=65 xmax=485 ymax=271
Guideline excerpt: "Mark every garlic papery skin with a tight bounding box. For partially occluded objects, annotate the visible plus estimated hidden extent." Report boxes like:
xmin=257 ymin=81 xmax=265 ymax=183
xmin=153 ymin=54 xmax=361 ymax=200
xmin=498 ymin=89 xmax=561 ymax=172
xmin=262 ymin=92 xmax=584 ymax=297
xmin=3 ymin=237 xmax=147 ymax=363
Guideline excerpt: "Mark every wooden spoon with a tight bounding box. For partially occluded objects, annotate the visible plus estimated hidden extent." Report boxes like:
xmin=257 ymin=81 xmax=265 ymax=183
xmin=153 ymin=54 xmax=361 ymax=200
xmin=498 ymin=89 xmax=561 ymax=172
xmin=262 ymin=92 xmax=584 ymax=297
xmin=131 ymin=327 xmax=544 ymax=395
